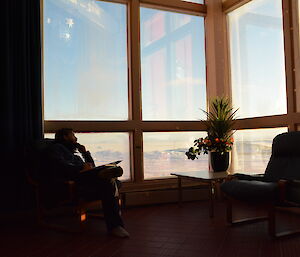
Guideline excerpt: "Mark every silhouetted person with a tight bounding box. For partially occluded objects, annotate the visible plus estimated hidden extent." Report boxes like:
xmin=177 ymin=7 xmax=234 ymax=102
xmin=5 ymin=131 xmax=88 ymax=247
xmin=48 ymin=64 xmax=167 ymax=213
xmin=44 ymin=128 xmax=129 ymax=238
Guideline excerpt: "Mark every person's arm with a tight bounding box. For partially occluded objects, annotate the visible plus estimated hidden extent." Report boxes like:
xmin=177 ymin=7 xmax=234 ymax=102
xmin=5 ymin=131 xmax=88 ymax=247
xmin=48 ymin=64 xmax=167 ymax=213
xmin=76 ymin=143 xmax=96 ymax=167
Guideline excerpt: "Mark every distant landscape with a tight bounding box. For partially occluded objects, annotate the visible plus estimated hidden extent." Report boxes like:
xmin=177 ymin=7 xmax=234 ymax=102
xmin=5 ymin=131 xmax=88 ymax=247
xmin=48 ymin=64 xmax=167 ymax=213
xmin=88 ymin=140 xmax=273 ymax=180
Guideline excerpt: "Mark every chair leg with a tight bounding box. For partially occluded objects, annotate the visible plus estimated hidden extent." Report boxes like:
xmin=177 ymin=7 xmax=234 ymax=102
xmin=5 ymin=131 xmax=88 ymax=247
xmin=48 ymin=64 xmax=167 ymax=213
xmin=35 ymin=188 xmax=46 ymax=225
xmin=78 ymin=208 xmax=87 ymax=232
xmin=226 ymin=198 xmax=233 ymax=224
xmin=269 ymin=207 xmax=300 ymax=238
xmin=225 ymin=196 xmax=268 ymax=225
xmin=268 ymin=205 xmax=276 ymax=238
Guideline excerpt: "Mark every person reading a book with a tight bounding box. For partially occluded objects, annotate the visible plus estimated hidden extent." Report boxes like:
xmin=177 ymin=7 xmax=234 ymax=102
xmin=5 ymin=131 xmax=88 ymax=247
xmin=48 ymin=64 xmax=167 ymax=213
xmin=44 ymin=128 xmax=129 ymax=238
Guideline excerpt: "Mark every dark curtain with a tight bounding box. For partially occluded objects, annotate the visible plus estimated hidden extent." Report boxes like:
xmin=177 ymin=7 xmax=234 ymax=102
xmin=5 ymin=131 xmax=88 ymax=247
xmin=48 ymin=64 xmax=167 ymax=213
xmin=2 ymin=0 xmax=43 ymax=211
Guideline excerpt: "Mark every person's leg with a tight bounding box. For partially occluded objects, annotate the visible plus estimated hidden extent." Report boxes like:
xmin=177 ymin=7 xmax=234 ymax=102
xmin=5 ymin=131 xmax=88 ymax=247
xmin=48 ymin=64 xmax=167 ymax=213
xmin=76 ymin=174 xmax=125 ymax=232
xmin=96 ymin=179 xmax=124 ymax=230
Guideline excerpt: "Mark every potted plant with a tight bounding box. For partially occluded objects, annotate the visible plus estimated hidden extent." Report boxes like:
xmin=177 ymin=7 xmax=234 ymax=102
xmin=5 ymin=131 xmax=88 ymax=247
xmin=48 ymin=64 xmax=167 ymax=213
xmin=185 ymin=97 xmax=238 ymax=172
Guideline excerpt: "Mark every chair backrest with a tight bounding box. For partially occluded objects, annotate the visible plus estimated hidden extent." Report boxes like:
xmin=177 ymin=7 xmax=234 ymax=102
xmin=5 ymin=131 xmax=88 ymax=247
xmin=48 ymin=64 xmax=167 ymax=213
xmin=264 ymin=131 xmax=300 ymax=181
xmin=25 ymin=138 xmax=55 ymax=183
xmin=26 ymin=138 xmax=77 ymax=207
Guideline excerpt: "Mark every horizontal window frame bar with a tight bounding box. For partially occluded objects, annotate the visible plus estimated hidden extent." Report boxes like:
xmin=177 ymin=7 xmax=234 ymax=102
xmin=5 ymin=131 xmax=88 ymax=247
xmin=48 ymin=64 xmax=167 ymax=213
xmin=140 ymin=0 xmax=206 ymax=16
xmin=95 ymin=0 xmax=206 ymax=16
xmin=44 ymin=120 xmax=208 ymax=132
xmin=233 ymin=114 xmax=288 ymax=130
xmin=96 ymin=0 xmax=128 ymax=4
xmin=222 ymin=0 xmax=252 ymax=13
xmin=44 ymin=113 xmax=300 ymax=132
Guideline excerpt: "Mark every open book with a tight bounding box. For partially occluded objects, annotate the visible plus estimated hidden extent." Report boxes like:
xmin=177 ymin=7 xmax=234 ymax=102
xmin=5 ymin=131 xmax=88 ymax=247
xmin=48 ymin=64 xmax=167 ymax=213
xmin=85 ymin=160 xmax=122 ymax=172
xmin=91 ymin=160 xmax=122 ymax=170
xmin=80 ymin=160 xmax=123 ymax=179
xmin=79 ymin=160 xmax=123 ymax=176
xmin=96 ymin=160 xmax=122 ymax=168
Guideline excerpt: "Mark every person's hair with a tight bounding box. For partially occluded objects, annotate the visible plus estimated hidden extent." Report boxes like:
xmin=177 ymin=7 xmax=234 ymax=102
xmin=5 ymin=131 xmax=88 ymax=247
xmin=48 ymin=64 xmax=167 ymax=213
xmin=55 ymin=128 xmax=73 ymax=143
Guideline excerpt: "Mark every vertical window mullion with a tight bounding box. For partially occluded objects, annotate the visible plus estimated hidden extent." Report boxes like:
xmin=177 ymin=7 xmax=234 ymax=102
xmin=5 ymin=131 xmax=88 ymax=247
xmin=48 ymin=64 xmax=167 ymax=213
xmin=282 ymin=0 xmax=296 ymax=131
xmin=129 ymin=0 xmax=144 ymax=182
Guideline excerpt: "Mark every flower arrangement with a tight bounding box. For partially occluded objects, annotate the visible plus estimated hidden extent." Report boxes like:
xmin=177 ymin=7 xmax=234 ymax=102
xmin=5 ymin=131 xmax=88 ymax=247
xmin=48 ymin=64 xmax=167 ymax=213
xmin=186 ymin=97 xmax=238 ymax=160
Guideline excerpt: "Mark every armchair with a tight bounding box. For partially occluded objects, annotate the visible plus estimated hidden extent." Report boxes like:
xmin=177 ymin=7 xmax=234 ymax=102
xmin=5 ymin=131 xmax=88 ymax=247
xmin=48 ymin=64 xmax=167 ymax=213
xmin=25 ymin=139 xmax=105 ymax=232
xmin=221 ymin=131 xmax=300 ymax=238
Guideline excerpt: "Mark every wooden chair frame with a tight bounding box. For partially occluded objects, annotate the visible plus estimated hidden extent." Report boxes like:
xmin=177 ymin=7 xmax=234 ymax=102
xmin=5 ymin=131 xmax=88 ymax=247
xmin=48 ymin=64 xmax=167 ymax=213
xmin=223 ymin=179 xmax=300 ymax=239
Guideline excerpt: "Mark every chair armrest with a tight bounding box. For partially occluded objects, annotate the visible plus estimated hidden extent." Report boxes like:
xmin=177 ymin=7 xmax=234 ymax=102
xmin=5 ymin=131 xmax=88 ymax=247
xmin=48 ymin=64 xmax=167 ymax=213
xmin=233 ymin=173 xmax=265 ymax=181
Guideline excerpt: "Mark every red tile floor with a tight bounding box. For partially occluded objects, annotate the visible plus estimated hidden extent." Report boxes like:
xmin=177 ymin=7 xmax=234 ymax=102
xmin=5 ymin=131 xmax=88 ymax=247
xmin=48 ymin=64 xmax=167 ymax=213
xmin=2 ymin=201 xmax=300 ymax=257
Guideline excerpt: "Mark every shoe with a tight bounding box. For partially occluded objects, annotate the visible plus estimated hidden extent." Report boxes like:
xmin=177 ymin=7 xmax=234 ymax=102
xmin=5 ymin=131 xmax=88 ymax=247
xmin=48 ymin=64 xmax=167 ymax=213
xmin=110 ymin=226 xmax=130 ymax=238
xmin=97 ymin=166 xmax=123 ymax=179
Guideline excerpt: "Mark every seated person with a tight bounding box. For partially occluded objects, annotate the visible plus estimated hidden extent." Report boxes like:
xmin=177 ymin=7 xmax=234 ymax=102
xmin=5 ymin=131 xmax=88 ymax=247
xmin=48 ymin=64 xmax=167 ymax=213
xmin=43 ymin=128 xmax=129 ymax=238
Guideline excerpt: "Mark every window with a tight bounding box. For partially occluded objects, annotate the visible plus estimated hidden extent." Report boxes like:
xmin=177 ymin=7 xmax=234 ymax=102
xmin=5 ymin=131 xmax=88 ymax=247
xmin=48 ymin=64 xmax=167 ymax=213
xmin=232 ymin=127 xmax=288 ymax=174
xmin=228 ymin=0 xmax=287 ymax=118
xmin=45 ymin=132 xmax=131 ymax=181
xmin=140 ymin=8 xmax=206 ymax=120
xmin=75 ymin=132 xmax=131 ymax=180
xmin=143 ymin=132 xmax=208 ymax=179
xmin=43 ymin=0 xmax=207 ymax=183
xmin=44 ymin=0 xmax=128 ymax=120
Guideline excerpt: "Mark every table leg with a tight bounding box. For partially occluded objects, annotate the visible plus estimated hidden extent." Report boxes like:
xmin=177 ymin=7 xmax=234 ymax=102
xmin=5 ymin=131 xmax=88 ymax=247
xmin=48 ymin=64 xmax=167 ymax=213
xmin=214 ymin=179 xmax=224 ymax=200
xmin=178 ymin=177 xmax=182 ymax=207
xmin=209 ymin=181 xmax=214 ymax=218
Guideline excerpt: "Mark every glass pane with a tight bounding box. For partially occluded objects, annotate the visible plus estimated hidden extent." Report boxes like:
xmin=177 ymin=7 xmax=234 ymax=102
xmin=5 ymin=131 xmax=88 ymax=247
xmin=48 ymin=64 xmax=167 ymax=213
xmin=143 ymin=132 xmax=208 ymax=179
xmin=228 ymin=0 xmax=287 ymax=118
xmin=140 ymin=8 xmax=206 ymax=120
xmin=44 ymin=132 xmax=131 ymax=181
xmin=181 ymin=0 xmax=204 ymax=3
xmin=232 ymin=127 xmax=287 ymax=174
xmin=44 ymin=0 xmax=128 ymax=120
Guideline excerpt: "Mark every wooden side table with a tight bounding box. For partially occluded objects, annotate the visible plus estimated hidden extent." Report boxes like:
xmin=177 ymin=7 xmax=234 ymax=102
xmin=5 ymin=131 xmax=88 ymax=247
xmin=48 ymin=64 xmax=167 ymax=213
xmin=171 ymin=170 xmax=229 ymax=218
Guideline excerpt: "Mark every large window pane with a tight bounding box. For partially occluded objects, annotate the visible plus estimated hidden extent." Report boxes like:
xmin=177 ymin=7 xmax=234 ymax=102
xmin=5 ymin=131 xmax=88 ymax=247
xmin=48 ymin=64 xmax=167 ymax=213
xmin=228 ymin=0 xmax=286 ymax=118
xmin=45 ymin=132 xmax=131 ymax=181
xmin=44 ymin=0 xmax=128 ymax=120
xmin=232 ymin=127 xmax=287 ymax=174
xmin=140 ymin=8 xmax=206 ymax=120
xmin=143 ymin=132 xmax=208 ymax=179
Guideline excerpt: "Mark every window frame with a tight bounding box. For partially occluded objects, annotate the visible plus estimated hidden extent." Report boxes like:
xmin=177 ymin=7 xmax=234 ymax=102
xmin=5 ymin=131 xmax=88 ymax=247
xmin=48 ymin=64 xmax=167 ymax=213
xmin=43 ymin=0 xmax=300 ymax=191
xmin=42 ymin=0 xmax=208 ymax=190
